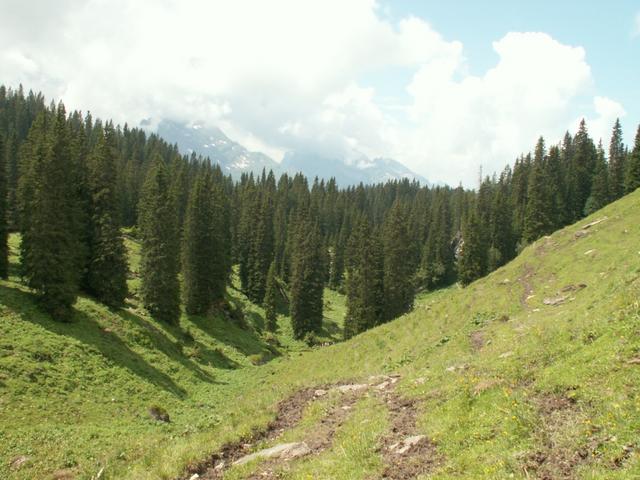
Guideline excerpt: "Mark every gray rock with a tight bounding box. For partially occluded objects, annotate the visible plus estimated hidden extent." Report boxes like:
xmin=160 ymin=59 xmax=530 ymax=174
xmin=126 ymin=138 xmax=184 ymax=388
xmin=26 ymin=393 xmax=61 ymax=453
xmin=389 ymin=435 xmax=426 ymax=454
xmin=233 ymin=442 xmax=311 ymax=466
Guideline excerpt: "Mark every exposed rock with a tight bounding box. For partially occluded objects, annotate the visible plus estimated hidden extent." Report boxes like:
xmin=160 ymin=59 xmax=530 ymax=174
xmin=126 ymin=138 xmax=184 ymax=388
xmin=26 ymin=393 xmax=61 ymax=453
xmin=499 ymin=351 xmax=514 ymax=359
xmin=10 ymin=455 xmax=30 ymax=470
xmin=574 ymin=229 xmax=589 ymax=239
xmin=626 ymin=357 xmax=640 ymax=365
xmin=389 ymin=435 xmax=427 ymax=455
xmin=581 ymin=217 xmax=607 ymax=229
xmin=543 ymin=295 xmax=569 ymax=306
xmin=313 ymin=389 xmax=328 ymax=397
xmin=335 ymin=383 xmax=368 ymax=393
xmin=584 ymin=249 xmax=596 ymax=256
xmin=188 ymin=474 xmax=200 ymax=480
xmin=232 ymin=442 xmax=311 ymax=466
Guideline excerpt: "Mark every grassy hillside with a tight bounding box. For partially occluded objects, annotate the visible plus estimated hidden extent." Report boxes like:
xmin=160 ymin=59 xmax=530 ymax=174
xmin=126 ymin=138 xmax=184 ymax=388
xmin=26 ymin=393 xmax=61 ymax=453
xmin=2 ymin=190 xmax=640 ymax=479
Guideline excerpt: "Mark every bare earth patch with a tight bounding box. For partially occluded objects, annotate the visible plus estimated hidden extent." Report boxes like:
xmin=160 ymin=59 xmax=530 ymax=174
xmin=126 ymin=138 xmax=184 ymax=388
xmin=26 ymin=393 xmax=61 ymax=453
xmin=522 ymin=394 xmax=598 ymax=480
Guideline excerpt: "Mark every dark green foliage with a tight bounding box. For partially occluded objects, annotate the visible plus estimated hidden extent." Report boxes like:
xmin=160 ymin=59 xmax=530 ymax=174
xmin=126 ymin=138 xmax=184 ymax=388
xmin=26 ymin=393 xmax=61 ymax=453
xmin=585 ymin=142 xmax=609 ymax=215
xmin=523 ymin=137 xmax=555 ymax=243
xmin=289 ymin=211 xmax=324 ymax=339
xmin=182 ymin=167 xmax=218 ymax=315
xmin=138 ymin=156 xmax=180 ymax=325
xmin=382 ymin=201 xmax=414 ymax=321
xmin=344 ymin=217 xmax=383 ymax=339
xmin=18 ymin=106 xmax=82 ymax=320
xmin=86 ymin=125 xmax=129 ymax=306
xmin=608 ymin=118 xmax=625 ymax=201
xmin=567 ymin=119 xmax=597 ymax=222
xmin=264 ymin=260 xmax=278 ymax=332
xmin=458 ymin=210 xmax=486 ymax=286
xmin=0 ymin=133 xmax=7 ymax=278
xmin=626 ymin=125 xmax=640 ymax=193
xmin=420 ymin=189 xmax=454 ymax=289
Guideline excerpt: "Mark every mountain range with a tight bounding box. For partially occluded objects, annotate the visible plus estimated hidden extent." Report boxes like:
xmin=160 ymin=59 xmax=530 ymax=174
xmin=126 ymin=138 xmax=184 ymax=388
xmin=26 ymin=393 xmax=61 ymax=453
xmin=157 ymin=120 xmax=428 ymax=186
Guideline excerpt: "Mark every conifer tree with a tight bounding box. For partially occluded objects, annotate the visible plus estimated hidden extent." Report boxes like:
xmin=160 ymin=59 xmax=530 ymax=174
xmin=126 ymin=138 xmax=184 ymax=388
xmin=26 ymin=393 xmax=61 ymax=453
xmin=585 ymin=141 xmax=609 ymax=214
xmin=182 ymin=167 xmax=217 ymax=315
xmin=421 ymin=189 xmax=454 ymax=289
xmin=138 ymin=155 xmax=180 ymax=325
xmin=85 ymin=125 xmax=128 ymax=306
xmin=264 ymin=260 xmax=278 ymax=332
xmin=567 ymin=119 xmax=596 ymax=221
xmin=247 ymin=190 xmax=274 ymax=303
xmin=458 ymin=210 xmax=485 ymax=286
xmin=0 ymin=134 xmax=7 ymax=278
xmin=608 ymin=118 xmax=626 ymax=200
xmin=382 ymin=200 xmax=414 ymax=320
xmin=344 ymin=217 xmax=383 ymax=339
xmin=289 ymin=211 xmax=324 ymax=339
xmin=523 ymin=137 xmax=554 ymax=242
xmin=488 ymin=171 xmax=514 ymax=270
xmin=626 ymin=125 xmax=640 ymax=193
xmin=18 ymin=106 xmax=82 ymax=320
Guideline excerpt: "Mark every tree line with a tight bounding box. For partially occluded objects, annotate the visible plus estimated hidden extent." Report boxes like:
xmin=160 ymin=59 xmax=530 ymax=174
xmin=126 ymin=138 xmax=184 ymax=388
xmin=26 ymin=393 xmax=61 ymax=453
xmin=1 ymin=85 xmax=639 ymax=340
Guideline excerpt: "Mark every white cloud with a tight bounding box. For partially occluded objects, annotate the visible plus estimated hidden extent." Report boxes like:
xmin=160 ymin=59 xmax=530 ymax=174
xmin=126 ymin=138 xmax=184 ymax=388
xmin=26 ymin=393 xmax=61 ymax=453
xmin=0 ymin=1 xmax=623 ymax=186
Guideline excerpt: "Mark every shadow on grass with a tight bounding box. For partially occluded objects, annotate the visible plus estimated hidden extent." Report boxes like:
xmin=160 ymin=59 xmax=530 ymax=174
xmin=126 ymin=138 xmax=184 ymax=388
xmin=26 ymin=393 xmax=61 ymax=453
xmin=115 ymin=309 xmax=229 ymax=380
xmin=319 ymin=318 xmax=342 ymax=341
xmin=0 ymin=284 xmax=195 ymax=398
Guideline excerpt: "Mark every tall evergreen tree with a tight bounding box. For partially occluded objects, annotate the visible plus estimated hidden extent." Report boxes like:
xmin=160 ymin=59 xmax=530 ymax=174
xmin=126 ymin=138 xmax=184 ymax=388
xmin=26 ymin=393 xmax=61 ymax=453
xmin=264 ymin=260 xmax=278 ymax=332
xmin=182 ymin=167 xmax=217 ymax=315
xmin=458 ymin=209 xmax=486 ymax=286
xmin=85 ymin=125 xmax=129 ymax=306
xmin=421 ymin=189 xmax=454 ymax=289
xmin=585 ymin=141 xmax=609 ymax=215
xmin=18 ymin=106 xmax=82 ymax=320
xmin=608 ymin=118 xmax=626 ymax=200
xmin=0 ymin=133 xmax=7 ymax=278
xmin=138 ymin=156 xmax=180 ymax=325
xmin=382 ymin=200 xmax=414 ymax=320
xmin=626 ymin=125 xmax=640 ymax=193
xmin=567 ymin=119 xmax=596 ymax=222
xmin=289 ymin=211 xmax=324 ymax=339
xmin=523 ymin=137 xmax=555 ymax=242
xmin=344 ymin=217 xmax=383 ymax=339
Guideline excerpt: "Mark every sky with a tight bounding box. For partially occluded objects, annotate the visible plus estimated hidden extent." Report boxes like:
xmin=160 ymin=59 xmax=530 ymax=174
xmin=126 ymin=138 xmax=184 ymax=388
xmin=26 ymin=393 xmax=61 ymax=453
xmin=1 ymin=0 xmax=638 ymax=186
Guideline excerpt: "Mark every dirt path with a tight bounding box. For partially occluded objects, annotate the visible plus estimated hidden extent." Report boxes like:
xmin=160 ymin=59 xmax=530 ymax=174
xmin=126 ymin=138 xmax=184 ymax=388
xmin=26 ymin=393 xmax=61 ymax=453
xmin=180 ymin=375 xmax=439 ymax=480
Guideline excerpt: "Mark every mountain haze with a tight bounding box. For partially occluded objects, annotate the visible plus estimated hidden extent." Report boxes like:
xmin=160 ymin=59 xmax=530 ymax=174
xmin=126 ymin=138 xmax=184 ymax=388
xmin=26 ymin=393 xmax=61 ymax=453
xmin=158 ymin=120 xmax=428 ymax=185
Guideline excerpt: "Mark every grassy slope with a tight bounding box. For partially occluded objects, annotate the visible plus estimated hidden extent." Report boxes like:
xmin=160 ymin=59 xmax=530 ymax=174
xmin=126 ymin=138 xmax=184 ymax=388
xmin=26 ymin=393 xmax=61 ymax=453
xmin=2 ymin=190 xmax=640 ymax=479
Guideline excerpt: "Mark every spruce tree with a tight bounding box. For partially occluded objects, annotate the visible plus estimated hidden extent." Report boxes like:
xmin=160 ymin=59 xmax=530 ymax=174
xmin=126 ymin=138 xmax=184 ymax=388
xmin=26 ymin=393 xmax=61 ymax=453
xmin=18 ymin=106 xmax=82 ymax=320
xmin=264 ymin=260 xmax=278 ymax=332
xmin=567 ymin=119 xmax=596 ymax=221
xmin=626 ymin=125 xmax=640 ymax=193
xmin=86 ymin=125 xmax=129 ymax=306
xmin=608 ymin=118 xmax=626 ymax=200
xmin=421 ymin=189 xmax=454 ymax=289
xmin=182 ymin=167 xmax=217 ymax=315
xmin=585 ymin=141 xmax=609 ymax=215
xmin=458 ymin=210 xmax=485 ymax=286
xmin=523 ymin=137 xmax=554 ymax=242
xmin=289 ymin=211 xmax=324 ymax=339
xmin=343 ymin=217 xmax=383 ymax=339
xmin=138 ymin=155 xmax=181 ymax=325
xmin=0 ymin=133 xmax=7 ymax=278
xmin=382 ymin=200 xmax=414 ymax=320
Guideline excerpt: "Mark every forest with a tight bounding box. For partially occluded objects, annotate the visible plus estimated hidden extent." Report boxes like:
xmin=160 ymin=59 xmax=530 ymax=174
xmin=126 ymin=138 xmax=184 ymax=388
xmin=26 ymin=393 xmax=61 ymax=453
xmin=1 ymin=84 xmax=640 ymax=341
